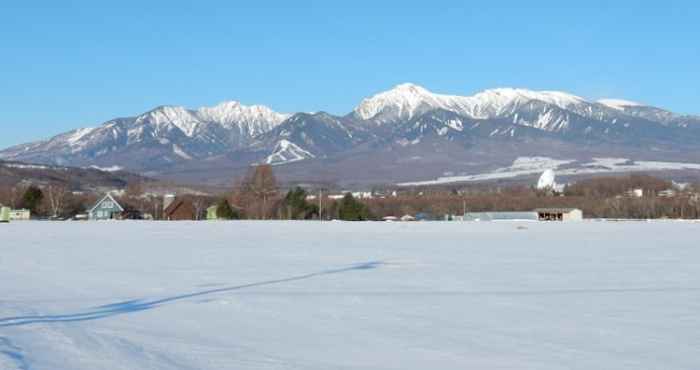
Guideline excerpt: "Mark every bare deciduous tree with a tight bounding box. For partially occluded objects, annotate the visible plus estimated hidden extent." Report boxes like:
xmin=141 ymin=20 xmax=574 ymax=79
xmin=9 ymin=183 xmax=27 ymax=209
xmin=191 ymin=196 xmax=208 ymax=221
xmin=44 ymin=183 xmax=69 ymax=218
xmin=240 ymin=165 xmax=278 ymax=219
xmin=0 ymin=185 xmax=11 ymax=207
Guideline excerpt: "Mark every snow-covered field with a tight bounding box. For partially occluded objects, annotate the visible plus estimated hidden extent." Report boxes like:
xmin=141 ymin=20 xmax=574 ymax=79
xmin=1 ymin=221 xmax=699 ymax=369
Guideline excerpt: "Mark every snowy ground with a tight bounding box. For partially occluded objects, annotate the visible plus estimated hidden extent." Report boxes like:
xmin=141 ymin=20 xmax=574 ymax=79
xmin=1 ymin=221 xmax=699 ymax=369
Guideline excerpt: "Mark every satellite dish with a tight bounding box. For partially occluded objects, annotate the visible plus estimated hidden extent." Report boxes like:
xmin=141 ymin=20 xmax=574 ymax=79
xmin=537 ymin=169 xmax=556 ymax=190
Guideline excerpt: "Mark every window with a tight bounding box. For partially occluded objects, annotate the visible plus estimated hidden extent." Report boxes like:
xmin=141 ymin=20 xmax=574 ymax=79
xmin=102 ymin=201 xmax=113 ymax=209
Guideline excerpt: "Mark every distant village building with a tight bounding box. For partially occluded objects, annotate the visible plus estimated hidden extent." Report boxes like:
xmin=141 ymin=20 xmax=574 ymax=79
xmin=0 ymin=206 xmax=10 ymax=223
xmin=626 ymin=189 xmax=644 ymax=198
xmin=89 ymin=194 xmax=125 ymax=220
xmin=463 ymin=212 xmax=539 ymax=222
xmin=206 ymin=205 xmax=219 ymax=220
xmin=461 ymin=209 xmax=583 ymax=222
xmin=206 ymin=202 xmax=240 ymax=220
xmin=658 ymin=189 xmax=677 ymax=198
xmin=206 ymin=205 xmax=226 ymax=220
xmin=535 ymin=208 xmax=583 ymax=222
xmin=9 ymin=209 xmax=31 ymax=221
xmin=73 ymin=213 xmax=89 ymax=221
xmin=163 ymin=194 xmax=176 ymax=211
xmin=353 ymin=191 xmax=373 ymax=199
xmin=120 ymin=208 xmax=143 ymax=220
xmin=414 ymin=212 xmax=434 ymax=221
xmin=164 ymin=198 xmax=197 ymax=220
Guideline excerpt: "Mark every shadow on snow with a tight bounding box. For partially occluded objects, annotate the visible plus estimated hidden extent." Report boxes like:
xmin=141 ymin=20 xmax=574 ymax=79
xmin=0 ymin=261 xmax=385 ymax=328
xmin=0 ymin=337 xmax=30 ymax=370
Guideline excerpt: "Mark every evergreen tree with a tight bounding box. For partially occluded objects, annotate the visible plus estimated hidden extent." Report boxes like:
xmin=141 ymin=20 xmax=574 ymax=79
xmin=216 ymin=198 xmax=239 ymax=220
xmin=283 ymin=187 xmax=318 ymax=219
xmin=338 ymin=193 xmax=373 ymax=221
xmin=20 ymin=185 xmax=43 ymax=215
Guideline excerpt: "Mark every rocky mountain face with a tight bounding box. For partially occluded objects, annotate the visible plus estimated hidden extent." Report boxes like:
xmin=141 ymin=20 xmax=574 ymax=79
xmin=2 ymin=84 xmax=700 ymax=186
xmin=251 ymin=112 xmax=373 ymax=165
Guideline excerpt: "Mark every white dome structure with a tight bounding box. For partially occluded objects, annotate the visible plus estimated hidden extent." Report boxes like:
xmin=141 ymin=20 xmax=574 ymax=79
xmin=537 ymin=169 xmax=557 ymax=190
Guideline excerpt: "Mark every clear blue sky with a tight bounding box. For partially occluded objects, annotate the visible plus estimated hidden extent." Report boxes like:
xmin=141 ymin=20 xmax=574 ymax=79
xmin=1 ymin=0 xmax=699 ymax=148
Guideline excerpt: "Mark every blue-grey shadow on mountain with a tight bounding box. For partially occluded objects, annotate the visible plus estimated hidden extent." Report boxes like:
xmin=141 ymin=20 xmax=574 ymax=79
xmin=0 ymin=261 xmax=384 ymax=328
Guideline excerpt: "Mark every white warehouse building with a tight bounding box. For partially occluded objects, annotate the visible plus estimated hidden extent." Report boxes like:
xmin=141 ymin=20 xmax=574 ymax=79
xmin=535 ymin=208 xmax=583 ymax=222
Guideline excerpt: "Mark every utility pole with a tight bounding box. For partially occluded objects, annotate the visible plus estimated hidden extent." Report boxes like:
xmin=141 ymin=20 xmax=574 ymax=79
xmin=461 ymin=191 xmax=467 ymax=221
xmin=319 ymin=189 xmax=323 ymax=221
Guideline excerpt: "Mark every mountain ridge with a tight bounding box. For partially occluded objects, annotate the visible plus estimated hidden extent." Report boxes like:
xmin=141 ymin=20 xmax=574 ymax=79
xmin=2 ymin=83 xmax=700 ymax=186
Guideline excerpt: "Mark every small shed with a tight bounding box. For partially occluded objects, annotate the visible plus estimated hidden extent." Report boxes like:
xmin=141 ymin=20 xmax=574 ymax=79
xmin=10 ymin=209 xmax=31 ymax=221
xmin=89 ymin=194 xmax=125 ymax=220
xmin=164 ymin=198 xmax=197 ymax=220
xmin=535 ymin=208 xmax=583 ymax=222
xmin=0 ymin=207 xmax=10 ymax=223
xmin=206 ymin=205 xmax=218 ymax=220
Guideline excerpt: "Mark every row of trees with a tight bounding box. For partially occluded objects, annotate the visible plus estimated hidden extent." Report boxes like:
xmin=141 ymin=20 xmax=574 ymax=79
xmin=563 ymin=174 xmax=673 ymax=198
xmin=0 ymin=183 xmax=86 ymax=218
xmin=373 ymin=176 xmax=700 ymax=220
xmin=0 ymin=165 xmax=375 ymax=221
xmin=364 ymin=190 xmax=700 ymax=220
xmin=3 ymin=167 xmax=699 ymax=220
xmin=228 ymin=165 xmax=373 ymax=220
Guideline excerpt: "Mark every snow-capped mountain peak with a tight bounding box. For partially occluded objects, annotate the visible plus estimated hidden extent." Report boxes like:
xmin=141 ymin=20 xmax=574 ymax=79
xmin=472 ymin=88 xmax=586 ymax=111
xmin=196 ymin=101 xmax=289 ymax=126
xmin=393 ymin=82 xmax=432 ymax=93
xmin=0 ymin=100 xmax=291 ymax=165
xmin=353 ymin=83 xmax=462 ymax=123
xmin=597 ymin=99 xmax=644 ymax=110
xmin=135 ymin=105 xmax=201 ymax=137
xmin=354 ymin=84 xmax=594 ymax=123
xmin=3 ymin=83 xmax=700 ymax=180
xmin=596 ymin=99 xmax=682 ymax=125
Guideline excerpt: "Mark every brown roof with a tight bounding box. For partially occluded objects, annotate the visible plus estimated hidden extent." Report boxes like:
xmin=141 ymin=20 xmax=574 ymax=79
xmin=164 ymin=198 xmax=196 ymax=220
xmin=163 ymin=199 xmax=184 ymax=215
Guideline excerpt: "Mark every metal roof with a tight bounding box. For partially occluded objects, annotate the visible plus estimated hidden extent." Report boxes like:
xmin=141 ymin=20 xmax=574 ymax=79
xmin=534 ymin=208 xmax=581 ymax=213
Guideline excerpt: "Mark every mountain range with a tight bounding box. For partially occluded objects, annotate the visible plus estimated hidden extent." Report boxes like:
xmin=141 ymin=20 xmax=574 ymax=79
xmin=3 ymin=83 xmax=700 ymax=186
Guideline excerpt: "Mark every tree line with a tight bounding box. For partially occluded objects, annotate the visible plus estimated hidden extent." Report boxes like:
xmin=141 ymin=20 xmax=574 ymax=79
xmin=2 ymin=167 xmax=699 ymax=220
